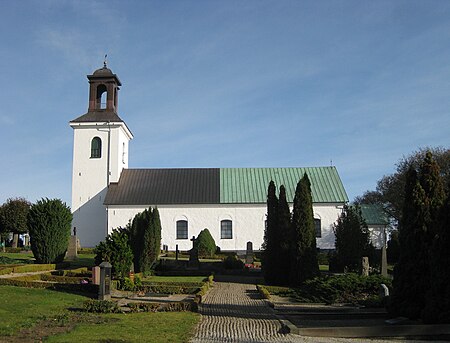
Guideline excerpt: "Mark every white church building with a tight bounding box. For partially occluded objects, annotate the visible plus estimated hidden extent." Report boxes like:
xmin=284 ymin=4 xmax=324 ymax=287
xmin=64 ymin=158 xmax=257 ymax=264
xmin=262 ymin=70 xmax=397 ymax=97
xmin=70 ymin=65 xmax=349 ymax=250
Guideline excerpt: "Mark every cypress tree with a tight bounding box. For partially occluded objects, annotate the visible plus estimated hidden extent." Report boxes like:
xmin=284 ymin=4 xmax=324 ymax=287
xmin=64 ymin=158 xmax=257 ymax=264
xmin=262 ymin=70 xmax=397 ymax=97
xmin=290 ymin=173 xmax=319 ymax=286
xmin=130 ymin=207 xmax=162 ymax=273
xmin=277 ymin=185 xmax=291 ymax=285
xmin=262 ymin=180 xmax=279 ymax=284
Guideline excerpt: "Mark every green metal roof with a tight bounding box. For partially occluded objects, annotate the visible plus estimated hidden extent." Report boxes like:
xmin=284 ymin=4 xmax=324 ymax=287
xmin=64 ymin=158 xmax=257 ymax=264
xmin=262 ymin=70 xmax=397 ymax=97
xmin=219 ymin=167 xmax=348 ymax=204
xmin=359 ymin=204 xmax=389 ymax=226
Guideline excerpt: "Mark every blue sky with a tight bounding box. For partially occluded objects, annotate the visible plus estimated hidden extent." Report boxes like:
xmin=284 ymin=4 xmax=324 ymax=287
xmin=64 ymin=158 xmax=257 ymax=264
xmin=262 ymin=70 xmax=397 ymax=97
xmin=0 ymin=1 xmax=449 ymax=206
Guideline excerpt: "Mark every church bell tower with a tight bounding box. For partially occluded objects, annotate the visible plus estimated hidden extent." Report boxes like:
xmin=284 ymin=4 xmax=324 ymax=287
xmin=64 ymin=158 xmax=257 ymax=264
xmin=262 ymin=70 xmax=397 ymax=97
xmin=70 ymin=62 xmax=133 ymax=247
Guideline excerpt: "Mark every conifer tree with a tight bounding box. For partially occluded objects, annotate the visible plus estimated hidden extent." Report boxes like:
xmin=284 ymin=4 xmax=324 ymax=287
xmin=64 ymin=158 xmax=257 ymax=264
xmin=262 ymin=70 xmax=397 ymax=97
xmin=391 ymin=152 xmax=445 ymax=319
xmin=290 ymin=173 xmax=319 ymax=286
xmin=27 ymin=198 xmax=72 ymax=264
xmin=277 ymin=185 xmax=291 ymax=285
xmin=130 ymin=207 xmax=162 ymax=273
xmin=262 ymin=180 xmax=279 ymax=284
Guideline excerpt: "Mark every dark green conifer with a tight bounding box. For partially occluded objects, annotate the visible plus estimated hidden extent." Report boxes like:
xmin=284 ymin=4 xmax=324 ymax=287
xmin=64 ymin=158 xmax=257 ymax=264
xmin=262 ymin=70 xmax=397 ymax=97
xmin=277 ymin=185 xmax=291 ymax=285
xmin=333 ymin=204 xmax=372 ymax=272
xmin=290 ymin=173 xmax=319 ymax=286
xmin=262 ymin=180 xmax=279 ymax=284
xmin=27 ymin=198 xmax=72 ymax=264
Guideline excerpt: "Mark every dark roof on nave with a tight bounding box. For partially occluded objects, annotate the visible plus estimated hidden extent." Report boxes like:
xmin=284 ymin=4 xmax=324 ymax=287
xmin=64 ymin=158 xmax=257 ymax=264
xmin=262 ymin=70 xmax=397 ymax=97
xmin=104 ymin=167 xmax=349 ymax=206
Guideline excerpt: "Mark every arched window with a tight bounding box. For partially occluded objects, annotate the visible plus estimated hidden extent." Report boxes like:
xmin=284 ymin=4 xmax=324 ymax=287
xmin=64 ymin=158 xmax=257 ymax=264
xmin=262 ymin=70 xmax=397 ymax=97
xmin=221 ymin=220 xmax=232 ymax=239
xmin=176 ymin=220 xmax=188 ymax=239
xmin=314 ymin=218 xmax=321 ymax=238
xmin=91 ymin=137 xmax=102 ymax=158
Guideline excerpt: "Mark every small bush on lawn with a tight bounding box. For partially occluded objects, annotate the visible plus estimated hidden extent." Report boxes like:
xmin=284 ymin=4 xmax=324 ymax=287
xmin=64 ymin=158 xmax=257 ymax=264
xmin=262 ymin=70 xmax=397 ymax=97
xmin=195 ymin=229 xmax=216 ymax=258
xmin=223 ymin=255 xmax=244 ymax=270
xmin=83 ymin=299 xmax=120 ymax=313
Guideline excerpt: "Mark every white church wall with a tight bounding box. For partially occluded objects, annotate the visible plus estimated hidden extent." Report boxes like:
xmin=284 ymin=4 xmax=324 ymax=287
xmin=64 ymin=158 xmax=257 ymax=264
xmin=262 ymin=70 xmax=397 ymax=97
xmin=106 ymin=202 xmax=344 ymax=251
xmin=71 ymin=122 xmax=131 ymax=247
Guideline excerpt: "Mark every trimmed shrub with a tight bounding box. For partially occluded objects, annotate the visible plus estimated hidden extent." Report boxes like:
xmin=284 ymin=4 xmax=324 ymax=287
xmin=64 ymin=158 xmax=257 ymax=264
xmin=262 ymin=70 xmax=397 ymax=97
xmin=94 ymin=227 xmax=133 ymax=279
xmin=223 ymin=255 xmax=244 ymax=270
xmin=83 ymin=299 xmax=120 ymax=313
xmin=128 ymin=302 xmax=160 ymax=313
xmin=28 ymin=198 xmax=72 ymax=264
xmin=195 ymin=229 xmax=216 ymax=258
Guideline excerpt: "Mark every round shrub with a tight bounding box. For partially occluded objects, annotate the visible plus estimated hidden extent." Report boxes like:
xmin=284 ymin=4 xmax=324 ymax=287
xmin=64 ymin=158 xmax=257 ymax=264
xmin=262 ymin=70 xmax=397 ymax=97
xmin=195 ymin=228 xmax=216 ymax=258
xmin=28 ymin=198 xmax=72 ymax=264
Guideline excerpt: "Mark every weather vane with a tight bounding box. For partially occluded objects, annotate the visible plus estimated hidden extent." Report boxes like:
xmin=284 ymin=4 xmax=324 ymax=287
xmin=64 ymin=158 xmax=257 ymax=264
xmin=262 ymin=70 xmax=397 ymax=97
xmin=103 ymin=54 xmax=108 ymax=68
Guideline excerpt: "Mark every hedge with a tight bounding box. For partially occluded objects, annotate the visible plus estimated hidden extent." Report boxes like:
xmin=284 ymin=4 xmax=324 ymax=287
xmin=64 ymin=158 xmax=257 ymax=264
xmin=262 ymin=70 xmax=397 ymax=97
xmin=0 ymin=277 xmax=98 ymax=293
xmin=0 ymin=263 xmax=69 ymax=275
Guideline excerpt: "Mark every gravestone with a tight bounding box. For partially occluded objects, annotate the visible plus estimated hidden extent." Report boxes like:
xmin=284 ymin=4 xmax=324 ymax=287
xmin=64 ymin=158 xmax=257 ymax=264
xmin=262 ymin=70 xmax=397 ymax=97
xmin=245 ymin=241 xmax=254 ymax=264
xmin=188 ymin=236 xmax=199 ymax=269
xmin=66 ymin=235 xmax=78 ymax=260
xmin=98 ymin=261 xmax=112 ymax=300
xmin=361 ymin=256 xmax=369 ymax=277
xmin=175 ymin=244 xmax=179 ymax=261
xmin=92 ymin=266 xmax=100 ymax=285
xmin=381 ymin=245 xmax=388 ymax=277
xmin=24 ymin=235 xmax=30 ymax=247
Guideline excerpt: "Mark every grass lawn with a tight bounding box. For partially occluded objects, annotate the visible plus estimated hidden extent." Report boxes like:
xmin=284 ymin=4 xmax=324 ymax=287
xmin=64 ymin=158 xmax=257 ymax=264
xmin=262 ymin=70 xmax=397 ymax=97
xmin=0 ymin=286 xmax=200 ymax=342
xmin=319 ymin=264 xmax=329 ymax=272
xmin=0 ymin=286 xmax=88 ymax=336
xmin=46 ymin=312 xmax=199 ymax=343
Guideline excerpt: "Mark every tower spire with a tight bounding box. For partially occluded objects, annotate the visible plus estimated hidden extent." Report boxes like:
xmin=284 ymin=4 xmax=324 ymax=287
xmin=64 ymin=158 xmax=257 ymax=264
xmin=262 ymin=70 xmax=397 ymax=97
xmin=103 ymin=54 xmax=108 ymax=68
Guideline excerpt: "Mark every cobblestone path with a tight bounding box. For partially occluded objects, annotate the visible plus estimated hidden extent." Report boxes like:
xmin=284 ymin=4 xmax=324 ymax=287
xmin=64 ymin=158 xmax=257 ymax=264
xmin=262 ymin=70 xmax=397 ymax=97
xmin=191 ymin=280 xmax=301 ymax=343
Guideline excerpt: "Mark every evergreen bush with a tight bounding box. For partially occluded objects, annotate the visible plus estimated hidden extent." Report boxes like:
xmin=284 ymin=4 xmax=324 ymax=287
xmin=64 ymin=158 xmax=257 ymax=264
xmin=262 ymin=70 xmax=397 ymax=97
xmin=94 ymin=227 xmax=133 ymax=279
xmin=27 ymin=198 xmax=72 ymax=264
xmin=333 ymin=204 xmax=373 ymax=272
xmin=195 ymin=228 xmax=216 ymax=258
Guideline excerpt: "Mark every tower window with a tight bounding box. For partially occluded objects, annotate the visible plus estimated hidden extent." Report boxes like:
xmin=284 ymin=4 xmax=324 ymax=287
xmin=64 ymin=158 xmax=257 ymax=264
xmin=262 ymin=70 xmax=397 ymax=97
xmin=176 ymin=220 xmax=188 ymax=239
xmin=91 ymin=137 xmax=102 ymax=158
xmin=96 ymin=84 xmax=107 ymax=109
xmin=221 ymin=220 xmax=233 ymax=239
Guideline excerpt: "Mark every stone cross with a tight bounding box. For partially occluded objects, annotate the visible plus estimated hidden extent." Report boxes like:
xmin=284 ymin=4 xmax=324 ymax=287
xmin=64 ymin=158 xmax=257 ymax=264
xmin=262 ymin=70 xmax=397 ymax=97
xmin=189 ymin=236 xmax=199 ymax=263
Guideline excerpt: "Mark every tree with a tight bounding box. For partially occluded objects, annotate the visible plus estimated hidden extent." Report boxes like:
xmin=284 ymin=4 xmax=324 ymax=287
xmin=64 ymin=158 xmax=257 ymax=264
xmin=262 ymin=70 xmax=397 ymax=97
xmin=195 ymin=228 xmax=216 ymax=258
xmin=277 ymin=185 xmax=292 ymax=285
xmin=290 ymin=173 xmax=319 ymax=286
xmin=262 ymin=180 xmax=279 ymax=284
xmin=27 ymin=198 xmax=72 ymax=264
xmin=423 ymin=183 xmax=450 ymax=323
xmin=354 ymin=147 xmax=450 ymax=224
xmin=130 ymin=207 xmax=162 ymax=273
xmin=386 ymin=230 xmax=400 ymax=264
xmin=333 ymin=204 xmax=373 ymax=272
xmin=94 ymin=226 xmax=133 ymax=279
xmin=0 ymin=197 xmax=31 ymax=248
xmin=391 ymin=152 xmax=446 ymax=319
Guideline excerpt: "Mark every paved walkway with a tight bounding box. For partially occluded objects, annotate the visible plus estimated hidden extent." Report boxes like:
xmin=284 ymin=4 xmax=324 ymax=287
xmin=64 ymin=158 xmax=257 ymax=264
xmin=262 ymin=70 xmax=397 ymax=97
xmin=190 ymin=277 xmax=436 ymax=343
